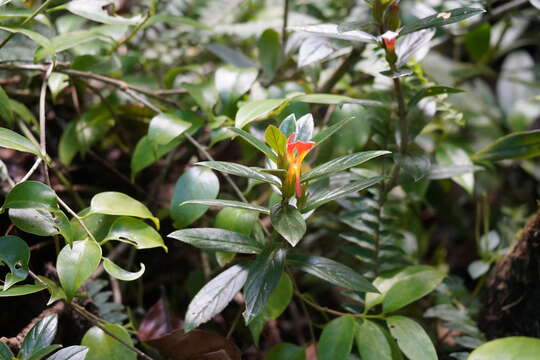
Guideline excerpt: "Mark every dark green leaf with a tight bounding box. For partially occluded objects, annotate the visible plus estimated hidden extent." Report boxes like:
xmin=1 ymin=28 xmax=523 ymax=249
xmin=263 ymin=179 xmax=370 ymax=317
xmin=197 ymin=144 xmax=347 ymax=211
xmin=472 ymin=130 xmax=540 ymax=161
xmin=279 ymin=114 xmax=297 ymax=137
xmin=20 ymin=314 xmax=58 ymax=360
xmin=103 ymin=258 xmax=145 ymax=281
xmin=0 ymin=85 xmax=14 ymax=124
xmin=185 ymin=264 xmax=249 ymax=331
xmin=365 ymin=265 xmax=445 ymax=313
xmin=287 ymin=253 xmax=378 ymax=293
xmin=395 ymin=153 xmax=431 ymax=182
xmin=243 ymin=247 xmax=287 ymax=324
xmin=229 ymin=127 xmax=277 ymax=161
xmin=263 ymin=343 xmax=305 ymax=360
xmin=0 ymin=284 xmax=46 ymax=297
xmin=182 ymin=199 xmax=270 ymax=215
xmin=3 ymin=181 xmax=57 ymax=211
xmin=38 ymin=276 xmax=66 ymax=305
xmin=303 ymin=176 xmax=383 ymax=212
xmin=57 ymin=240 xmax=102 ymax=302
xmin=27 ymin=344 xmax=61 ymax=360
xmin=317 ymin=316 xmax=355 ymax=360
xmin=464 ymin=23 xmax=491 ymax=62
xmin=386 ymin=316 xmax=437 ymax=360
xmin=408 ymin=86 xmax=464 ymax=108
xmin=170 ymin=166 xmax=220 ymax=228
xmin=270 ymin=204 xmax=306 ymax=247
xmin=355 ymin=320 xmax=393 ymax=360
xmin=168 ymin=228 xmax=263 ymax=254
xmin=0 ymin=235 xmax=30 ymax=290
xmin=0 ymin=127 xmax=40 ymax=156
xmin=197 ymin=161 xmax=281 ymax=186
xmin=46 ymin=346 xmax=89 ymax=360
xmin=302 ymin=151 xmax=390 ymax=182
xmin=468 ymin=337 xmax=540 ymax=360
xmin=102 ymin=217 xmax=167 ymax=251
xmin=88 ymin=192 xmax=159 ymax=229
xmin=0 ymin=342 xmax=14 ymax=360
xmin=258 ymin=29 xmax=281 ymax=79
xmin=81 ymin=324 xmax=136 ymax=360
xmin=400 ymin=8 xmax=486 ymax=36
xmin=235 ymin=99 xmax=287 ymax=129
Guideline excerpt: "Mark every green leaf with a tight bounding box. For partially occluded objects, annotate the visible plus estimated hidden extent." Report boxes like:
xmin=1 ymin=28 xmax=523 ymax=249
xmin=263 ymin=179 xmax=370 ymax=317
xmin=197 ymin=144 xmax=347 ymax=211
xmin=102 ymin=217 xmax=167 ymax=251
xmin=279 ymin=113 xmax=297 ymax=137
xmin=9 ymin=209 xmax=72 ymax=240
xmin=88 ymin=192 xmax=159 ymax=229
xmin=0 ymin=26 xmax=51 ymax=50
xmin=469 ymin=336 xmax=540 ymax=360
xmin=436 ymin=143 xmax=474 ymax=194
xmin=400 ymin=7 xmax=485 ymax=36
xmin=365 ymin=265 xmax=445 ymax=313
xmin=215 ymin=66 xmax=258 ymax=107
xmin=57 ymin=240 xmax=102 ymax=302
xmin=46 ymin=346 xmax=89 ymax=360
xmin=287 ymin=253 xmax=379 ymax=293
xmin=311 ymin=117 xmax=353 ymax=144
xmin=182 ymin=199 xmax=270 ymax=215
xmin=295 ymin=113 xmax=314 ymax=142
xmin=71 ymin=210 xmax=116 ymax=243
xmin=147 ymin=113 xmax=191 ymax=145
xmin=185 ymin=264 xmax=249 ymax=332
xmin=168 ymin=228 xmax=263 ymax=254
xmin=472 ymin=130 xmax=540 ymax=162
xmin=386 ymin=316 xmax=437 ymax=360
xmin=0 ymin=342 xmax=14 ymax=360
xmin=263 ymin=343 xmax=305 ymax=360
xmin=3 ymin=181 xmax=57 ymax=211
xmin=38 ymin=276 xmax=66 ymax=305
xmin=317 ymin=315 xmax=355 ymax=360
xmin=64 ymin=0 xmax=143 ymax=25
xmin=47 ymin=73 xmax=69 ymax=103
xmin=302 ymin=151 xmax=390 ymax=182
xmin=0 ymin=284 xmax=46 ymax=297
xmin=103 ymin=258 xmax=145 ymax=281
xmin=243 ymin=246 xmax=287 ymax=324
xmin=28 ymin=344 xmax=62 ymax=360
xmin=197 ymin=161 xmax=281 ymax=186
xmin=81 ymin=324 xmax=136 ymax=360
xmin=20 ymin=314 xmax=58 ymax=360
xmin=304 ymin=176 xmax=383 ymax=212
xmin=229 ymin=127 xmax=277 ymax=161
xmin=290 ymin=24 xmax=376 ymax=43
xmin=142 ymin=14 xmax=209 ymax=30
xmin=71 ymin=54 xmax=122 ymax=75
xmin=395 ymin=153 xmax=431 ymax=182
xmin=182 ymin=81 xmax=218 ymax=114
xmin=464 ymin=23 xmax=491 ymax=62
xmin=265 ymin=125 xmax=287 ymax=158
xmin=0 ymin=127 xmax=41 ymax=156
xmin=207 ymin=43 xmax=256 ymax=68
xmin=270 ymin=204 xmax=306 ymax=247
xmin=235 ymin=99 xmax=286 ymax=129
xmin=0 ymin=235 xmax=30 ymax=290
xmin=0 ymin=85 xmax=14 ymax=124
xmin=355 ymin=320 xmax=393 ymax=360
xmin=293 ymin=94 xmax=381 ymax=106
xmin=170 ymin=166 xmax=220 ymax=228
xmin=258 ymin=29 xmax=281 ymax=79
xmin=408 ymin=86 xmax=464 ymax=108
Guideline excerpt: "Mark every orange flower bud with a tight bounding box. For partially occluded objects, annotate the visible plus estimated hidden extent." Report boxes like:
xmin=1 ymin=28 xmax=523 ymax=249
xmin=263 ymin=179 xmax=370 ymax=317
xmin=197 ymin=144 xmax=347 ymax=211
xmin=381 ymin=30 xmax=399 ymax=53
xmin=286 ymin=134 xmax=315 ymax=198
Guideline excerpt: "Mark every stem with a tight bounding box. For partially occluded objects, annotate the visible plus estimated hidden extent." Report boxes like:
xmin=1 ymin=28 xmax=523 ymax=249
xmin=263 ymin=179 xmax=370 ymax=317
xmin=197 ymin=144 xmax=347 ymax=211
xmin=39 ymin=63 xmax=55 ymax=186
xmin=70 ymin=303 xmax=156 ymax=360
xmin=110 ymin=11 xmax=151 ymax=53
xmin=0 ymin=0 xmax=54 ymax=50
xmin=57 ymin=196 xmax=97 ymax=243
xmin=18 ymin=158 xmax=42 ymax=183
xmin=391 ymin=75 xmax=408 ymax=154
xmin=281 ymin=0 xmax=290 ymax=49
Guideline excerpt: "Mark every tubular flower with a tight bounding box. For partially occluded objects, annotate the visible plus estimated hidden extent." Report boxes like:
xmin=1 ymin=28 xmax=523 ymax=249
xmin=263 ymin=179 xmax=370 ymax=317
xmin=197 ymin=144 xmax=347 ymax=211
xmin=286 ymin=133 xmax=315 ymax=198
xmin=381 ymin=30 xmax=398 ymax=52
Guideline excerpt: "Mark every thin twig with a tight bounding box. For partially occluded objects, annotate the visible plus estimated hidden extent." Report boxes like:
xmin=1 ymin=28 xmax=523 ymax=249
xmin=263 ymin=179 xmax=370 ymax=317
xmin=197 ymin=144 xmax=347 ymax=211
xmin=57 ymin=196 xmax=97 ymax=243
xmin=282 ymin=0 xmax=290 ymax=48
xmin=39 ymin=63 xmax=55 ymax=186
xmin=18 ymin=158 xmax=42 ymax=183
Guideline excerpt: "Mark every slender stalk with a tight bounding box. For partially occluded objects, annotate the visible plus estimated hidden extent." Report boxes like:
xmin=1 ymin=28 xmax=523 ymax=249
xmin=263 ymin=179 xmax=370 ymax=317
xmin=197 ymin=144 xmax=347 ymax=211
xmin=18 ymin=158 xmax=42 ymax=183
xmin=57 ymin=196 xmax=97 ymax=243
xmin=110 ymin=11 xmax=151 ymax=54
xmin=0 ymin=0 xmax=55 ymax=50
xmin=70 ymin=303 xmax=156 ymax=360
xmin=281 ymin=0 xmax=290 ymax=48
xmin=39 ymin=63 xmax=55 ymax=186
xmin=392 ymin=75 xmax=408 ymax=154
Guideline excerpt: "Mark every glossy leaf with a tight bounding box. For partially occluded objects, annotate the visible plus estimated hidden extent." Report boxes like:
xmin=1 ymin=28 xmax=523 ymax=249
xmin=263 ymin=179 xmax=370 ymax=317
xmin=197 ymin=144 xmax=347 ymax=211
xmin=185 ymin=264 xmax=249 ymax=332
xmin=408 ymin=87 xmax=464 ymax=108
xmin=103 ymin=258 xmax=145 ymax=281
xmin=71 ymin=210 xmax=116 ymax=243
xmin=39 ymin=276 xmax=66 ymax=305
xmin=229 ymin=127 xmax=277 ymax=161
xmin=147 ymin=113 xmax=191 ymax=145
xmin=88 ymin=192 xmax=159 ymax=229
xmin=317 ymin=316 xmax=355 ymax=360
xmin=298 ymin=36 xmax=334 ymax=67
xmin=468 ymin=336 xmax=540 ymax=360
xmin=295 ymin=114 xmax=314 ymax=142
xmin=0 ymin=235 xmax=30 ymax=290
xmin=303 ymin=176 xmax=383 ymax=212
xmin=20 ymin=314 xmax=58 ymax=360
xmin=400 ymin=8 xmax=486 ymax=36
xmin=170 ymin=166 xmax=220 ymax=228
xmin=9 ymin=209 xmax=70 ymax=239
xmin=0 ymin=342 xmax=14 ymax=360
xmin=472 ymin=130 xmax=540 ymax=162
xmin=0 ymin=86 xmax=13 ymax=124
xmin=386 ymin=316 xmax=437 ymax=360
xmin=265 ymin=125 xmax=288 ymax=158
xmin=243 ymin=247 xmax=287 ymax=324
xmin=258 ymin=29 xmax=281 ymax=79
xmin=182 ymin=199 xmax=270 ymax=215
xmin=365 ymin=265 xmax=445 ymax=313
xmin=0 ymin=127 xmax=40 ymax=155
xmin=263 ymin=343 xmax=305 ymax=360
xmin=3 ymin=181 xmax=57 ymax=211
xmin=0 ymin=26 xmax=51 ymax=50
xmin=287 ymin=253 xmax=378 ymax=293
xmin=235 ymin=99 xmax=286 ymax=128
xmin=102 ymin=217 xmax=167 ymax=251
xmin=0 ymin=284 xmax=46 ymax=297
xmin=81 ymin=324 xmax=137 ymax=360
xmin=355 ymin=320 xmax=393 ymax=360
xmin=302 ymin=151 xmax=390 ymax=182
xmin=168 ymin=228 xmax=263 ymax=254
xmin=46 ymin=346 xmax=89 ymax=360
xmin=311 ymin=117 xmax=353 ymax=144
xmin=436 ymin=143 xmax=474 ymax=194
xmin=197 ymin=161 xmax=281 ymax=186
xmin=279 ymin=113 xmax=297 ymax=137
xmin=271 ymin=204 xmax=306 ymax=247
xmin=57 ymin=240 xmax=102 ymax=302
xmin=290 ymin=24 xmax=376 ymax=43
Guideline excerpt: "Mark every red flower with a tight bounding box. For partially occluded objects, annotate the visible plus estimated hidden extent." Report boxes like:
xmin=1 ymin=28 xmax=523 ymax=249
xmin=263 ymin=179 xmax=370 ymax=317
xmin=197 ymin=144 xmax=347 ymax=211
xmin=381 ymin=30 xmax=398 ymax=52
xmin=286 ymin=134 xmax=315 ymax=198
